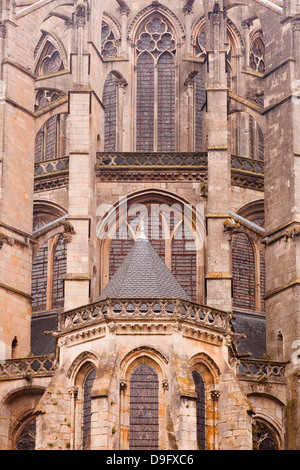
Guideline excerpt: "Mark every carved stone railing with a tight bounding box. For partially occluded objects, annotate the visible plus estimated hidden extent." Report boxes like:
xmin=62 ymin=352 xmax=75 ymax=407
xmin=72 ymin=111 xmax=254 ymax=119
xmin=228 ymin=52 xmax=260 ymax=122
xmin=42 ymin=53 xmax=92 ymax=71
xmin=96 ymin=152 xmax=208 ymax=167
xmin=231 ymin=155 xmax=264 ymax=175
xmin=238 ymin=358 xmax=286 ymax=380
xmin=34 ymin=156 xmax=69 ymax=177
xmin=0 ymin=354 xmax=58 ymax=381
xmin=59 ymin=297 xmax=230 ymax=334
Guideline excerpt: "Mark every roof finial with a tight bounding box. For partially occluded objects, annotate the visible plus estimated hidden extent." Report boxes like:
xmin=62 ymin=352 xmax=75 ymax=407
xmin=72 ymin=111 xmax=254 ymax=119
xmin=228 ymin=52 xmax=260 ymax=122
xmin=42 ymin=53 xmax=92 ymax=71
xmin=138 ymin=219 xmax=148 ymax=240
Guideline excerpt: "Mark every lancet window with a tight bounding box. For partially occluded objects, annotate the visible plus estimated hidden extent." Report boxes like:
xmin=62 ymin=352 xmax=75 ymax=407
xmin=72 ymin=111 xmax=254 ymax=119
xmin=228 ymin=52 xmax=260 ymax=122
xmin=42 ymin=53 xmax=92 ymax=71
xmin=82 ymin=368 xmax=96 ymax=450
xmin=35 ymin=41 xmax=64 ymax=76
xmin=129 ymin=364 xmax=159 ymax=450
xmin=108 ymin=202 xmax=197 ymax=301
xmin=31 ymin=233 xmax=67 ymax=313
xmin=136 ymin=16 xmax=176 ymax=152
xmin=34 ymin=114 xmax=68 ymax=162
xmin=15 ymin=417 xmax=36 ymax=450
xmin=35 ymin=90 xmax=63 ymax=111
xmin=103 ymin=72 xmax=117 ymax=151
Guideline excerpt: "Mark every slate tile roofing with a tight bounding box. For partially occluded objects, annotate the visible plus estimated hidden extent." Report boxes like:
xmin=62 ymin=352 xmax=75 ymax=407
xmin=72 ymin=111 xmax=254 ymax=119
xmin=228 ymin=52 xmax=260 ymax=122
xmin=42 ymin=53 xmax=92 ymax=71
xmin=98 ymin=227 xmax=191 ymax=301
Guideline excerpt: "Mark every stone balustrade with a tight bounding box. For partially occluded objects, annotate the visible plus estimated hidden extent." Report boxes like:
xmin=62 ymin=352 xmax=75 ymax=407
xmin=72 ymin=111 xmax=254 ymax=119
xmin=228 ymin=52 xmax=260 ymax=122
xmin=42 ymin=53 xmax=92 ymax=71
xmin=96 ymin=152 xmax=208 ymax=167
xmin=238 ymin=358 xmax=286 ymax=379
xmin=58 ymin=297 xmax=230 ymax=334
xmin=34 ymin=156 xmax=69 ymax=177
xmin=0 ymin=354 xmax=58 ymax=381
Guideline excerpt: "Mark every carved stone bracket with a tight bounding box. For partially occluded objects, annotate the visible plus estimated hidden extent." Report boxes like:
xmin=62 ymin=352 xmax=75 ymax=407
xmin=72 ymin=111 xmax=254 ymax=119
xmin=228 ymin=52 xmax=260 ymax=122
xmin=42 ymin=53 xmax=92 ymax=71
xmin=162 ymin=379 xmax=169 ymax=390
xmin=120 ymin=378 xmax=127 ymax=390
xmin=211 ymin=389 xmax=220 ymax=401
xmin=0 ymin=233 xmax=15 ymax=249
xmin=284 ymin=224 xmax=300 ymax=241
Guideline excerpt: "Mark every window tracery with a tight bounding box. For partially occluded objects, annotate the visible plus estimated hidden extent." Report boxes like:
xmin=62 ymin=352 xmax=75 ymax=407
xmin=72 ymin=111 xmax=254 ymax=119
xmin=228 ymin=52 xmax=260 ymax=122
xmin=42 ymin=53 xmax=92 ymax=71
xmin=136 ymin=15 xmax=176 ymax=152
xmin=31 ymin=233 xmax=67 ymax=313
xmin=108 ymin=201 xmax=197 ymax=301
xmin=35 ymin=90 xmax=64 ymax=111
xmin=36 ymin=41 xmax=64 ymax=76
xmin=101 ymin=22 xmax=118 ymax=58
xmin=250 ymin=34 xmax=265 ymax=73
xmin=15 ymin=417 xmax=36 ymax=450
xmin=192 ymin=370 xmax=206 ymax=450
xmin=253 ymin=420 xmax=280 ymax=450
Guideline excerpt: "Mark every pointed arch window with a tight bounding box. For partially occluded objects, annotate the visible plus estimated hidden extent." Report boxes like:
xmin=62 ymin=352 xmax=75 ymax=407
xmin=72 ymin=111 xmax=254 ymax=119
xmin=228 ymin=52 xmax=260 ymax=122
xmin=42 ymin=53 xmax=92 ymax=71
xmin=232 ymin=233 xmax=256 ymax=310
xmin=136 ymin=16 xmax=176 ymax=152
xmin=103 ymin=72 xmax=118 ymax=151
xmin=15 ymin=417 xmax=36 ymax=450
xmin=194 ymin=73 xmax=205 ymax=152
xmin=34 ymin=114 xmax=68 ymax=163
xmin=192 ymin=370 xmax=206 ymax=450
xmin=253 ymin=420 xmax=280 ymax=450
xmin=101 ymin=22 xmax=118 ymax=58
xmin=108 ymin=202 xmax=197 ymax=301
xmin=35 ymin=41 xmax=64 ymax=77
xmin=129 ymin=364 xmax=159 ymax=450
xmin=82 ymin=368 xmax=96 ymax=450
xmin=31 ymin=233 xmax=67 ymax=312
xmin=250 ymin=34 xmax=265 ymax=74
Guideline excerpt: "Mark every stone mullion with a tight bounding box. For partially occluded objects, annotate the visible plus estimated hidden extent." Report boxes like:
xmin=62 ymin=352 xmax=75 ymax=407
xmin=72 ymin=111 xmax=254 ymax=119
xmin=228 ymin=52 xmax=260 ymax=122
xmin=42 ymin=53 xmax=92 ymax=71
xmin=153 ymin=62 xmax=158 ymax=152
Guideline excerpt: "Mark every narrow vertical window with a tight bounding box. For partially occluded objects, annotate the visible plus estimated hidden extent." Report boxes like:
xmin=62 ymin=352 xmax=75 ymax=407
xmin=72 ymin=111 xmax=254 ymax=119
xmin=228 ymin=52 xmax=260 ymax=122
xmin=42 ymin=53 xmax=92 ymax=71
xmin=195 ymin=73 xmax=205 ymax=152
xmin=192 ymin=370 xmax=206 ymax=450
xmin=103 ymin=72 xmax=117 ymax=152
xmin=82 ymin=368 xmax=96 ymax=450
xmin=136 ymin=16 xmax=176 ymax=152
xmin=136 ymin=53 xmax=155 ymax=152
xmin=260 ymin=251 xmax=266 ymax=312
xmin=31 ymin=241 xmax=48 ymax=312
xmin=34 ymin=115 xmax=66 ymax=163
xmin=129 ymin=364 xmax=159 ymax=450
xmin=250 ymin=35 xmax=265 ymax=73
xmin=52 ymin=235 xmax=67 ymax=309
xmin=232 ymin=233 xmax=255 ymax=310
xmin=157 ymin=52 xmax=175 ymax=152
xmin=15 ymin=417 xmax=36 ymax=450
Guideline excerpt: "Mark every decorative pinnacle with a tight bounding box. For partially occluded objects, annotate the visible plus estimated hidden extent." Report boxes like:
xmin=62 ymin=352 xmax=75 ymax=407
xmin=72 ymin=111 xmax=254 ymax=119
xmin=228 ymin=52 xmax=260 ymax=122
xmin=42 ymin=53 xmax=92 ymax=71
xmin=138 ymin=220 xmax=148 ymax=240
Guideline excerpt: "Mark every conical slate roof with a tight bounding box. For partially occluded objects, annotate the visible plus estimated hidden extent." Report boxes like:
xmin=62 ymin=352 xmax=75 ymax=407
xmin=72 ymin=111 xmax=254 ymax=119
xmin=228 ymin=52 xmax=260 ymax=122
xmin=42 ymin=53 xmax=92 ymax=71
xmin=98 ymin=230 xmax=190 ymax=301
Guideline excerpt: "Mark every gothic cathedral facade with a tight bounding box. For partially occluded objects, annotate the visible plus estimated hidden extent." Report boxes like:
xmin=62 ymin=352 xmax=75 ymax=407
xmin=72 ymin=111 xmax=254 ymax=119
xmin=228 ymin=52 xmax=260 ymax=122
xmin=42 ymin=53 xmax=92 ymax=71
xmin=0 ymin=0 xmax=299 ymax=451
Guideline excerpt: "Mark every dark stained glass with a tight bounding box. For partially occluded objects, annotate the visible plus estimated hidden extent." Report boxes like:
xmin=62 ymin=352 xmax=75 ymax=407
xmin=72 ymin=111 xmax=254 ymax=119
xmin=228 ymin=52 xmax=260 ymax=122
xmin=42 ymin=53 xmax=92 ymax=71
xmin=232 ymin=233 xmax=256 ymax=310
xmin=136 ymin=53 xmax=154 ymax=152
xmin=129 ymin=364 xmax=159 ymax=450
xmin=52 ymin=235 xmax=67 ymax=309
xmin=31 ymin=241 xmax=48 ymax=312
xmin=103 ymin=72 xmax=117 ymax=152
xmin=16 ymin=418 xmax=36 ymax=450
xmin=195 ymin=73 xmax=205 ymax=152
xmin=82 ymin=368 xmax=96 ymax=450
xmin=192 ymin=370 xmax=206 ymax=450
xmin=157 ymin=52 xmax=175 ymax=152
